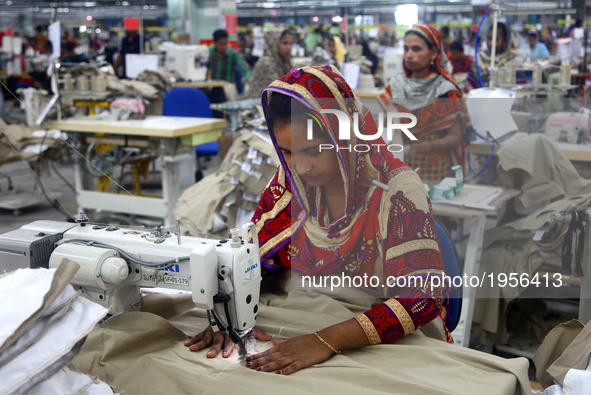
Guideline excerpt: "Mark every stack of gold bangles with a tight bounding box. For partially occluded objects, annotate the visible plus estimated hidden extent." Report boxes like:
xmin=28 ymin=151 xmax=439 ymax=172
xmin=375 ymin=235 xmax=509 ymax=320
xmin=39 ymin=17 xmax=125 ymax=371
xmin=314 ymin=331 xmax=342 ymax=355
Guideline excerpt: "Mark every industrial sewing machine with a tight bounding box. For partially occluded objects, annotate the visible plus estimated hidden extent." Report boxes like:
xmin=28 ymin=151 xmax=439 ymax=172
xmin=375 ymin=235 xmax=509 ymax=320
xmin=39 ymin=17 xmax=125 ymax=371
xmin=544 ymin=108 xmax=591 ymax=144
xmin=164 ymin=45 xmax=209 ymax=81
xmin=0 ymin=217 xmax=262 ymax=354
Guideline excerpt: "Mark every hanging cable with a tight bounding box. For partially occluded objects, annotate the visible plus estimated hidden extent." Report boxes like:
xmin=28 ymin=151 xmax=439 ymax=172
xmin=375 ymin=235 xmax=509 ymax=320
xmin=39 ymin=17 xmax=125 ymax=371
xmin=561 ymin=211 xmax=588 ymax=277
xmin=475 ymin=7 xmax=491 ymax=88
xmin=467 ymin=129 xmax=500 ymax=180
xmin=50 ymin=161 xmax=77 ymax=194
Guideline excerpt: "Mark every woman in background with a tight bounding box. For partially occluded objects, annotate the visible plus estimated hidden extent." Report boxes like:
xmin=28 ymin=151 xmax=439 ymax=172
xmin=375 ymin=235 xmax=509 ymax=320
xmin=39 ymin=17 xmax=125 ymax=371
xmin=379 ymin=24 xmax=468 ymax=183
xmin=466 ymin=21 xmax=518 ymax=90
xmin=247 ymin=29 xmax=293 ymax=99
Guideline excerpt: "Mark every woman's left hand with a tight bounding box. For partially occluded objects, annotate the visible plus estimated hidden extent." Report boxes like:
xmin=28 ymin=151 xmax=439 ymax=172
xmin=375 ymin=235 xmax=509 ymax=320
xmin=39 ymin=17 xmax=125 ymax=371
xmin=245 ymin=334 xmax=334 ymax=375
xmin=412 ymin=141 xmax=432 ymax=155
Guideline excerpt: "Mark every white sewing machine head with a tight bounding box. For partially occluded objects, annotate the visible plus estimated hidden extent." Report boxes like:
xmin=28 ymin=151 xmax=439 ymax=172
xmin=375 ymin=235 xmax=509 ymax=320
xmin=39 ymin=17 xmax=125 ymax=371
xmin=0 ymin=219 xmax=262 ymax=348
xmin=544 ymin=108 xmax=591 ymax=145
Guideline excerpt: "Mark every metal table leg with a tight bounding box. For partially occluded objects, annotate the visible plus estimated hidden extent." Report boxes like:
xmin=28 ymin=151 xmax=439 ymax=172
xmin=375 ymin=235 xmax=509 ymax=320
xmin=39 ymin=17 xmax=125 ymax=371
xmin=452 ymin=214 xmax=487 ymax=347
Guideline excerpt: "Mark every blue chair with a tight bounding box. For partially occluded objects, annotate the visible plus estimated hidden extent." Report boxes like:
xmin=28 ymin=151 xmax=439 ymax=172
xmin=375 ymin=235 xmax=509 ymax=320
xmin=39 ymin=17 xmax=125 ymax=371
xmin=433 ymin=217 xmax=463 ymax=333
xmin=234 ymin=67 xmax=244 ymax=95
xmin=163 ymin=87 xmax=219 ymax=182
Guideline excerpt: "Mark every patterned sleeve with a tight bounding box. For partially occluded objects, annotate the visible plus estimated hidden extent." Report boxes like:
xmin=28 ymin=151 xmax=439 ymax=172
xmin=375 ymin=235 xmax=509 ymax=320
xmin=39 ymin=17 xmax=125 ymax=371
xmin=354 ymin=171 xmax=449 ymax=344
xmin=251 ymin=165 xmax=293 ymax=267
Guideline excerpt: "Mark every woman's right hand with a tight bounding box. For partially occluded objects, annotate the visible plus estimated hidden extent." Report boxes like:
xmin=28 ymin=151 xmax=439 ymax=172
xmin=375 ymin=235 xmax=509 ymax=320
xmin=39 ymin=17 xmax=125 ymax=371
xmin=184 ymin=325 xmax=272 ymax=358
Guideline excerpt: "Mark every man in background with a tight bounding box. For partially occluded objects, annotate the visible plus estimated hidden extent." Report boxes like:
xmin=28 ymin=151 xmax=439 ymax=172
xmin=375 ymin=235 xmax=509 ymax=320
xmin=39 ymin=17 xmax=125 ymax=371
xmin=207 ymin=29 xmax=251 ymax=84
xmin=35 ymin=26 xmax=49 ymax=53
xmin=305 ymin=27 xmax=323 ymax=54
xmin=522 ymin=31 xmax=549 ymax=60
xmin=113 ymin=29 xmax=140 ymax=78
xmin=61 ymin=41 xmax=88 ymax=63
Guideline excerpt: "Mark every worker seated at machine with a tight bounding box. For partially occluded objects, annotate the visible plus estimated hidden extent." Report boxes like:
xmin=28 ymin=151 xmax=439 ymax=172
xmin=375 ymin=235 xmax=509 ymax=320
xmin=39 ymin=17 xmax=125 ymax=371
xmin=187 ymin=65 xmax=453 ymax=374
xmin=61 ymin=41 xmax=89 ymax=64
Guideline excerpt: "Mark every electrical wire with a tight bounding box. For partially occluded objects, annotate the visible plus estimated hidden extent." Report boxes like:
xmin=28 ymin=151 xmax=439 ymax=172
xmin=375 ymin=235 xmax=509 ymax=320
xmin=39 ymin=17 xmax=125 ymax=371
xmin=50 ymin=160 xmax=77 ymax=194
xmin=0 ymin=133 xmax=74 ymax=220
xmin=475 ymin=7 xmax=491 ymax=88
xmin=467 ymin=129 xmax=500 ymax=180
xmin=35 ymin=130 xmax=74 ymax=219
xmin=61 ymin=238 xmax=190 ymax=267
xmin=468 ymin=6 xmax=502 ymax=180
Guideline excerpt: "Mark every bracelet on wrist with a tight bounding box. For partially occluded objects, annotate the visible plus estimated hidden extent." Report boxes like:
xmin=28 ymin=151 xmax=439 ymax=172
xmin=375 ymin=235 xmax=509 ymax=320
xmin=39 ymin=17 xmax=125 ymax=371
xmin=314 ymin=331 xmax=342 ymax=355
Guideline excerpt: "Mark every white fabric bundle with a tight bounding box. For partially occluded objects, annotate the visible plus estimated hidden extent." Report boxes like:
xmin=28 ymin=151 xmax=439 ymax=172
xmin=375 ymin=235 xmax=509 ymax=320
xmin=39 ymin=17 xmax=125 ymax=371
xmin=0 ymin=260 xmax=113 ymax=395
xmin=29 ymin=367 xmax=115 ymax=395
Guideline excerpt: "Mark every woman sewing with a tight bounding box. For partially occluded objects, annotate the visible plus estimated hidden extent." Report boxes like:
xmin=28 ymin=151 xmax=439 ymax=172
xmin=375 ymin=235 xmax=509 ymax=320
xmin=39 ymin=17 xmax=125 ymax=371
xmin=185 ymin=64 xmax=451 ymax=375
xmin=379 ymin=24 xmax=468 ymax=183
xmin=466 ymin=21 xmax=518 ymax=90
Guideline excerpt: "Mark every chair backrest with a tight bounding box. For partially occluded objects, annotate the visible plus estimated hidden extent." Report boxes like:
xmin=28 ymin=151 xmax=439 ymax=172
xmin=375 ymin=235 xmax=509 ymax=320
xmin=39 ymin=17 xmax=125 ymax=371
xmin=234 ymin=67 xmax=244 ymax=94
xmin=433 ymin=217 xmax=462 ymax=333
xmin=163 ymin=87 xmax=213 ymax=118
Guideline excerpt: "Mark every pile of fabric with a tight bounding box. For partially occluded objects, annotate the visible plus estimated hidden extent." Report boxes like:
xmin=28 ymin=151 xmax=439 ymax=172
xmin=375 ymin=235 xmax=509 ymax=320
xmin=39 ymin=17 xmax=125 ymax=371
xmin=0 ymin=118 xmax=66 ymax=163
xmin=174 ymin=107 xmax=279 ymax=237
xmin=473 ymin=135 xmax=591 ymax=346
xmin=61 ymin=65 xmax=169 ymax=116
xmin=0 ymin=259 xmax=114 ymax=395
xmin=533 ymin=318 xmax=591 ymax=394
xmin=70 ymin=271 xmax=532 ymax=395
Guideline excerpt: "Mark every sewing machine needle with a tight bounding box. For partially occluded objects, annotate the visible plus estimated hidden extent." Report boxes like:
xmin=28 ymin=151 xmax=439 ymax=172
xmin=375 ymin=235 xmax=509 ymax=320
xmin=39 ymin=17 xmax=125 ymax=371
xmin=238 ymin=339 xmax=247 ymax=357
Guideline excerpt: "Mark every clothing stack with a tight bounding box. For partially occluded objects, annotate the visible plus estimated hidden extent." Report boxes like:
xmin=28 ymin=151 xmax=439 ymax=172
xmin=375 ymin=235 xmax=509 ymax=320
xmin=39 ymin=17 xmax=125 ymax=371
xmin=473 ymin=135 xmax=591 ymax=346
xmin=174 ymin=107 xmax=280 ymax=237
xmin=0 ymin=259 xmax=113 ymax=395
xmin=0 ymin=119 xmax=66 ymax=163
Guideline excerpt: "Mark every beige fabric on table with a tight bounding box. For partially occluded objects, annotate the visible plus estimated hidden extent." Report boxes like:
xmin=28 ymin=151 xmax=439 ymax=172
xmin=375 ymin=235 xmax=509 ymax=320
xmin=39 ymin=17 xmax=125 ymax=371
xmin=546 ymin=319 xmax=591 ymax=387
xmin=472 ymin=135 xmax=591 ymax=345
xmin=496 ymin=135 xmax=591 ymax=216
xmin=0 ymin=259 xmax=79 ymax=355
xmin=72 ymin=272 xmax=530 ymax=395
xmin=531 ymin=318 xmax=591 ymax=389
xmin=0 ymin=119 xmax=66 ymax=163
xmin=173 ymin=113 xmax=280 ymax=237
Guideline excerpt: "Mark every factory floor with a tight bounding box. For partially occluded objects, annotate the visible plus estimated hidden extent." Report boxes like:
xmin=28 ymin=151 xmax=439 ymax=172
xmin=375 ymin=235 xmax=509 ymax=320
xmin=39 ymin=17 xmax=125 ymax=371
xmin=0 ymin=155 xmax=570 ymax=391
xmin=0 ymin=154 xmax=222 ymax=234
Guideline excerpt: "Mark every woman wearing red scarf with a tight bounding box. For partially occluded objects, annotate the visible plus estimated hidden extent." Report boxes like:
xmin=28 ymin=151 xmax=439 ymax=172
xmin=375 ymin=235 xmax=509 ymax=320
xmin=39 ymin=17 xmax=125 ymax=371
xmin=186 ymin=64 xmax=451 ymax=375
xmin=379 ymin=24 xmax=469 ymax=183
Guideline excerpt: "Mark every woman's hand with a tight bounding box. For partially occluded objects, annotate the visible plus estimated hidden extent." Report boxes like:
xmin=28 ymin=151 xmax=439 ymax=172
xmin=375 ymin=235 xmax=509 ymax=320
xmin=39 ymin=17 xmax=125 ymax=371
xmin=412 ymin=141 xmax=432 ymax=155
xmin=245 ymin=334 xmax=334 ymax=375
xmin=185 ymin=325 xmax=272 ymax=358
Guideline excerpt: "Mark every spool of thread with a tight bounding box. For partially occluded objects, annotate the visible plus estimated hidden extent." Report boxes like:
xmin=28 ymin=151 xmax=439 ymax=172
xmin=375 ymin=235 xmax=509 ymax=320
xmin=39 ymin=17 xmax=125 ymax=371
xmin=77 ymin=75 xmax=89 ymax=91
xmin=532 ymin=64 xmax=543 ymax=84
xmin=90 ymin=76 xmax=98 ymax=92
xmin=357 ymin=74 xmax=375 ymax=92
xmin=63 ymin=73 xmax=74 ymax=91
xmin=506 ymin=63 xmax=516 ymax=85
xmin=559 ymin=63 xmax=571 ymax=86
xmin=95 ymin=74 xmax=107 ymax=92
xmin=496 ymin=68 xmax=507 ymax=85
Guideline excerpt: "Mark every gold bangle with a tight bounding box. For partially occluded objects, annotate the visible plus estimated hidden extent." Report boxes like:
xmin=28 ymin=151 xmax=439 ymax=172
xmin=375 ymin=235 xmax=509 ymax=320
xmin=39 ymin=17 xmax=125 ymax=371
xmin=314 ymin=331 xmax=342 ymax=355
